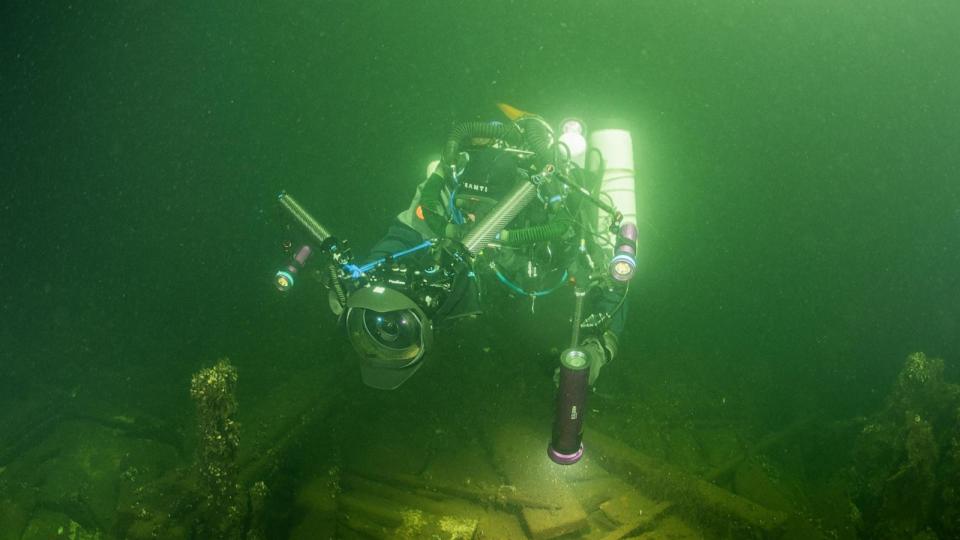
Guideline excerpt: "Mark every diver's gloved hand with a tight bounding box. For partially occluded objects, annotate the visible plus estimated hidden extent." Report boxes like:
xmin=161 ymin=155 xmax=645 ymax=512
xmin=582 ymin=330 xmax=619 ymax=386
xmin=552 ymin=330 xmax=620 ymax=387
xmin=581 ymin=339 xmax=607 ymax=386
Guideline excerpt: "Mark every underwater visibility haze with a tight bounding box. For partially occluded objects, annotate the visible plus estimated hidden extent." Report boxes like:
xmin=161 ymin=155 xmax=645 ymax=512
xmin=1 ymin=1 xmax=959 ymax=538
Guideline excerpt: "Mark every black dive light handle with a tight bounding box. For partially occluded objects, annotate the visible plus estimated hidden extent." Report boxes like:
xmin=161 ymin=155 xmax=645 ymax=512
xmin=551 ymin=171 xmax=621 ymax=223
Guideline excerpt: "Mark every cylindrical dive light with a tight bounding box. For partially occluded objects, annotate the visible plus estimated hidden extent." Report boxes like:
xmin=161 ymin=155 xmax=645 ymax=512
xmin=548 ymin=348 xmax=590 ymax=465
xmin=275 ymin=245 xmax=312 ymax=291
xmin=609 ymin=222 xmax=638 ymax=282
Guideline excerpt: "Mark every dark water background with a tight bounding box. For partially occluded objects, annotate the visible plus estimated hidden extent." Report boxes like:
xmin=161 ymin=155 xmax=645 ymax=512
xmin=1 ymin=0 xmax=958 ymax=529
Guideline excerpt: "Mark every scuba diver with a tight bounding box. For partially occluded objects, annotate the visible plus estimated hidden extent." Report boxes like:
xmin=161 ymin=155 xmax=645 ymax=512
xmin=273 ymin=103 xmax=639 ymax=463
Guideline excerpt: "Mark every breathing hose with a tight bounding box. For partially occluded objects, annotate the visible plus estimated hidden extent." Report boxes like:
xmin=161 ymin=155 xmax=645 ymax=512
xmin=499 ymin=221 xmax=570 ymax=244
xmin=328 ymin=263 xmax=347 ymax=305
xmin=441 ymin=121 xmax=522 ymax=166
xmin=520 ymin=118 xmax=554 ymax=167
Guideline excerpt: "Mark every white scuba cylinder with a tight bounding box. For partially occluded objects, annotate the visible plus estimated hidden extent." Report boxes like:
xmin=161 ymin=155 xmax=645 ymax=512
xmin=589 ymin=129 xmax=637 ymax=247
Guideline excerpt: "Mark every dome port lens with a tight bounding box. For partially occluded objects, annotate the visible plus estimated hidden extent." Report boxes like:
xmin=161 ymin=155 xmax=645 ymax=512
xmin=362 ymin=309 xmax=422 ymax=351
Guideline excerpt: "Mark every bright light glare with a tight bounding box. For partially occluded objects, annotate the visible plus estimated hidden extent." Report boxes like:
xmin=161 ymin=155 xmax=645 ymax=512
xmin=559 ymin=132 xmax=587 ymax=160
xmin=561 ymin=119 xmax=585 ymax=135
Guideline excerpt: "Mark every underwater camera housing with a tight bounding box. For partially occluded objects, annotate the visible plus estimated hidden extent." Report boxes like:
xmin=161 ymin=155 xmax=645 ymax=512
xmin=340 ymin=244 xmax=479 ymax=390
xmin=345 ymin=285 xmax=434 ymax=390
xmin=273 ymin=191 xmax=475 ymax=389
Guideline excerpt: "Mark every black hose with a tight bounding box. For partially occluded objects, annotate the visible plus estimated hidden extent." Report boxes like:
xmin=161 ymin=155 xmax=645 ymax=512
xmin=500 ymin=221 xmax=570 ymax=244
xmin=441 ymin=121 xmax=522 ymax=166
xmin=585 ymin=147 xmax=606 ymax=196
xmin=329 ymin=263 xmax=347 ymax=305
xmin=522 ymin=120 xmax=553 ymax=165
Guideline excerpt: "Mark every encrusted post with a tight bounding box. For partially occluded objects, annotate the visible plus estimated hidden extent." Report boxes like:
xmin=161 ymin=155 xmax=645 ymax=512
xmin=190 ymin=358 xmax=242 ymax=538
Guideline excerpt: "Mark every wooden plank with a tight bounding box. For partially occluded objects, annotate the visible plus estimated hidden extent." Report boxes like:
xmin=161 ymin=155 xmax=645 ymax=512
xmin=424 ymin=441 xmax=504 ymax=492
xmin=343 ymin=471 xmax=526 ymax=538
xmin=488 ymin=421 xmax=588 ymax=539
xmin=521 ymin=491 xmax=588 ymax=539
xmin=475 ymin=508 xmax=528 ymax=540
xmin=342 ymin=472 xmax=480 ymax=519
xmin=350 ymin=469 xmax=560 ymax=511
xmin=704 ymin=416 xmax=816 ymax=484
xmin=568 ymin=475 xmax=631 ymax=512
xmin=598 ymin=501 xmax=672 ymax=540
xmin=585 ymin=427 xmax=787 ymax=534
xmin=338 ymin=491 xmax=478 ymax=539
xmin=631 ymin=514 xmax=705 ymax=540
xmin=599 ymin=491 xmax=660 ymax=525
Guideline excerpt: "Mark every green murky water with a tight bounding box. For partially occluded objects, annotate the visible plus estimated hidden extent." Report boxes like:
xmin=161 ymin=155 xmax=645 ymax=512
xmin=2 ymin=2 xmax=958 ymax=538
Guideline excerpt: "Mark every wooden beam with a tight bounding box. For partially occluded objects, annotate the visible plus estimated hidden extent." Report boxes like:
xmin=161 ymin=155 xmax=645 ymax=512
xmin=704 ymin=415 xmax=816 ymax=484
xmin=585 ymin=427 xmax=787 ymax=534
xmin=349 ymin=469 xmax=560 ymax=511
xmin=598 ymin=501 xmax=672 ymax=540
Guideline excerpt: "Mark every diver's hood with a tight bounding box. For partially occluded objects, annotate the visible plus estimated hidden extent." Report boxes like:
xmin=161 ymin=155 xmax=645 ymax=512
xmin=345 ymin=286 xmax=433 ymax=390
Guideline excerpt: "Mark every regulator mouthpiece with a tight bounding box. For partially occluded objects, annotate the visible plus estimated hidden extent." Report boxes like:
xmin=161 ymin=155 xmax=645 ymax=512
xmin=548 ymin=348 xmax=590 ymax=465
xmin=274 ymin=245 xmax=313 ymax=292
xmin=609 ymin=222 xmax=638 ymax=282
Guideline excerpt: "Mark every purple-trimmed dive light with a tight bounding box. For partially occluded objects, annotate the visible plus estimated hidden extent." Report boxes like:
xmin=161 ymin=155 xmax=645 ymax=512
xmin=548 ymin=348 xmax=589 ymax=465
xmin=609 ymin=222 xmax=638 ymax=282
xmin=274 ymin=245 xmax=313 ymax=292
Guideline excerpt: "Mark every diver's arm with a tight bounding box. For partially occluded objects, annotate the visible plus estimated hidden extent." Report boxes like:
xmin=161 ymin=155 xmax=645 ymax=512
xmin=416 ymin=172 xmax=449 ymax=237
